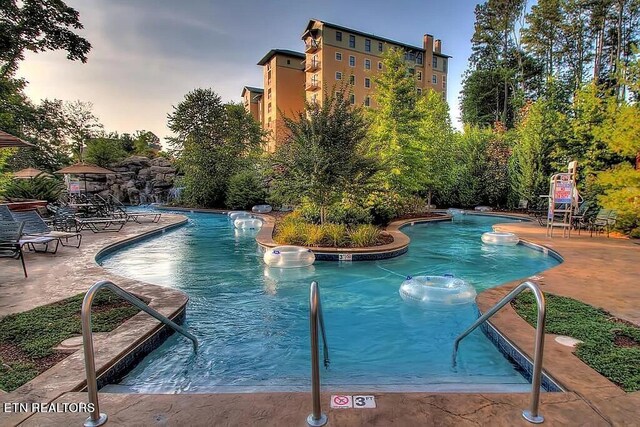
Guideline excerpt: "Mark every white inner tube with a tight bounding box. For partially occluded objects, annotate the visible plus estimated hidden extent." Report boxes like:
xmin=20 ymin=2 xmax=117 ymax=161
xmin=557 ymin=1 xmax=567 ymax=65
xmin=234 ymin=218 xmax=262 ymax=229
xmin=229 ymin=212 xmax=253 ymax=220
xmin=263 ymin=245 xmax=315 ymax=268
xmin=252 ymin=204 xmax=272 ymax=213
xmin=481 ymin=232 xmax=519 ymax=246
xmin=399 ymin=275 xmax=476 ymax=306
xmin=447 ymin=208 xmax=464 ymax=216
xmin=474 ymin=206 xmax=492 ymax=212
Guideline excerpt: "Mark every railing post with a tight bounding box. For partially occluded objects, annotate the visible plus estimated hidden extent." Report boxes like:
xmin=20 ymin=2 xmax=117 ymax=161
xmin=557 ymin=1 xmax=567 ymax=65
xmin=81 ymin=280 xmax=199 ymax=427
xmin=452 ymin=281 xmax=546 ymax=424
xmin=81 ymin=286 xmax=108 ymax=427
xmin=307 ymin=281 xmax=327 ymax=427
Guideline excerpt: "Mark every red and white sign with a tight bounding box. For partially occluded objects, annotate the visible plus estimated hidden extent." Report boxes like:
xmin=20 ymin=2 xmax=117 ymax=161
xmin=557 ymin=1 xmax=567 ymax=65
xmin=330 ymin=395 xmax=353 ymax=409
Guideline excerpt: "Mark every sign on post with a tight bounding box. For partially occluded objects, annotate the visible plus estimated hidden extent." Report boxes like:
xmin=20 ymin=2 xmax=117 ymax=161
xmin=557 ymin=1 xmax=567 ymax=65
xmin=553 ymin=175 xmax=573 ymax=204
xmin=69 ymin=181 xmax=81 ymax=194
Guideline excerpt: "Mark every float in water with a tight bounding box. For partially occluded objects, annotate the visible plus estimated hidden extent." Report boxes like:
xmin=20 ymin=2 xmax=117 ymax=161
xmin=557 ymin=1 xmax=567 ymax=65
xmin=234 ymin=218 xmax=263 ymax=230
xmin=252 ymin=204 xmax=273 ymax=213
xmin=228 ymin=211 xmax=253 ymax=221
xmin=263 ymin=245 xmax=315 ymax=268
xmin=474 ymin=206 xmax=492 ymax=212
xmin=481 ymin=231 xmax=519 ymax=246
xmin=399 ymin=275 xmax=477 ymax=307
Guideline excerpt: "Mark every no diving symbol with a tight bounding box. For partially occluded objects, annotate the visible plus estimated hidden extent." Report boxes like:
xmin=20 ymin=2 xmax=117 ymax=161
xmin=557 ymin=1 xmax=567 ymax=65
xmin=334 ymin=396 xmax=349 ymax=405
xmin=330 ymin=395 xmax=353 ymax=408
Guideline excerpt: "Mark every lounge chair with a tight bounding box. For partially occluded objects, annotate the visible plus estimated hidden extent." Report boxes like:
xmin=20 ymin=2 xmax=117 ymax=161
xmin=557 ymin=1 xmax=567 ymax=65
xmin=590 ymin=209 xmax=617 ymax=238
xmin=0 ymin=204 xmax=14 ymax=221
xmin=11 ymin=210 xmax=82 ymax=251
xmin=75 ymin=216 xmax=126 ymax=233
xmin=0 ymin=220 xmax=27 ymax=277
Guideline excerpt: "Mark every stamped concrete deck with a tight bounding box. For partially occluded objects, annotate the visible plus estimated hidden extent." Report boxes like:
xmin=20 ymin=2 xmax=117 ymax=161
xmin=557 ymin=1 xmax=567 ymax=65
xmin=1 ymin=212 xmax=639 ymax=426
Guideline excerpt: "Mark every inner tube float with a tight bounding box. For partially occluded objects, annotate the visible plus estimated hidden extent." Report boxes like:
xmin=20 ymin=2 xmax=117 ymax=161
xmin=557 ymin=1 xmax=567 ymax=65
xmin=234 ymin=218 xmax=262 ymax=229
xmin=252 ymin=204 xmax=273 ymax=213
xmin=481 ymin=232 xmax=519 ymax=246
xmin=229 ymin=211 xmax=253 ymax=220
xmin=474 ymin=206 xmax=492 ymax=212
xmin=263 ymin=245 xmax=315 ymax=268
xmin=399 ymin=275 xmax=476 ymax=306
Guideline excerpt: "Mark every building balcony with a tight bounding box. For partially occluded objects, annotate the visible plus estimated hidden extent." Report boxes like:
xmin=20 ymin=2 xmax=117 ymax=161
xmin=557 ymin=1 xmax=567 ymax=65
xmin=306 ymin=81 xmax=320 ymax=91
xmin=305 ymin=39 xmax=320 ymax=53
xmin=305 ymin=60 xmax=321 ymax=72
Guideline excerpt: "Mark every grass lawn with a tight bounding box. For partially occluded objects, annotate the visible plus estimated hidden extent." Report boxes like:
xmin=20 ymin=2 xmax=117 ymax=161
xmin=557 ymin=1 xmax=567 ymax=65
xmin=512 ymin=292 xmax=640 ymax=392
xmin=0 ymin=290 xmax=140 ymax=392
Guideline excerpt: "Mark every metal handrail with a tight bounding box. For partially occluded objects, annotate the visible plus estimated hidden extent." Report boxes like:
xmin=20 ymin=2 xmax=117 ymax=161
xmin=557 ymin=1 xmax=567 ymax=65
xmin=307 ymin=281 xmax=329 ymax=427
xmin=452 ymin=281 xmax=546 ymax=424
xmin=81 ymin=280 xmax=198 ymax=427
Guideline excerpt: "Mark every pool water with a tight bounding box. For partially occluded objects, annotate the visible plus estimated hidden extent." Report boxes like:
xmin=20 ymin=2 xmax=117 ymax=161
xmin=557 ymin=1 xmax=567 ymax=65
xmin=100 ymin=212 xmax=559 ymax=392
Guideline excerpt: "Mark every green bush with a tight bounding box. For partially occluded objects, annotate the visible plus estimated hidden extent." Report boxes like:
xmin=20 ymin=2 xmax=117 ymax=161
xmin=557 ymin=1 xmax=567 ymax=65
xmin=3 ymin=175 xmax=64 ymax=202
xmin=327 ymin=202 xmax=372 ymax=225
xmin=84 ymin=138 xmax=128 ymax=167
xmin=322 ymin=223 xmax=347 ymax=247
xmin=225 ymin=170 xmax=266 ymax=210
xmin=365 ymin=191 xmax=401 ymax=225
xmin=348 ymin=224 xmax=381 ymax=247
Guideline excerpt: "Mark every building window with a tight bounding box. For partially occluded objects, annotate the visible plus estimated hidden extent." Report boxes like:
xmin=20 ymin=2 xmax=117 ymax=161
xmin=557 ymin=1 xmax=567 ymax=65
xmin=417 ymin=88 xmax=422 ymax=95
xmin=335 ymin=71 xmax=342 ymax=80
xmin=364 ymin=77 xmax=371 ymax=88
xmin=349 ymin=75 xmax=355 ymax=85
xmin=416 ymin=53 xmax=423 ymax=65
xmin=266 ymin=63 xmax=271 ymax=71
xmin=268 ymin=88 xmax=272 ymax=99
xmin=417 ymin=71 xmax=422 ymax=81
xmin=336 ymin=52 xmax=342 ymax=61
xmin=349 ymin=55 xmax=355 ymax=67
xmin=336 ymin=31 xmax=342 ymax=41
xmin=365 ymin=39 xmax=371 ymax=52
xmin=443 ymin=58 xmax=447 ymax=72
xmin=312 ymin=74 xmax=318 ymax=85
xmin=349 ymin=35 xmax=356 ymax=48
xmin=287 ymin=59 xmax=291 ymax=65
xmin=378 ymin=61 xmax=383 ymax=70
xmin=365 ymin=59 xmax=371 ymax=70
xmin=350 ymin=94 xmax=355 ymax=105
xmin=268 ymin=103 xmax=272 ymax=113
xmin=365 ymin=96 xmax=371 ymax=107
xmin=432 ymin=74 xmax=437 ymax=84
xmin=378 ymin=41 xmax=383 ymax=52
xmin=433 ymin=57 xmax=438 ymax=68
xmin=404 ymin=51 xmax=415 ymax=61
xmin=408 ymin=68 xmax=415 ymax=75
xmin=311 ymin=94 xmax=318 ymax=104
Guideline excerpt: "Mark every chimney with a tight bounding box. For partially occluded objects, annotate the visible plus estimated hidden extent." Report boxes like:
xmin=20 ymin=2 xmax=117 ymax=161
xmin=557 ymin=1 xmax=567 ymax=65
xmin=434 ymin=39 xmax=442 ymax=54
xmin=423 ymin=34 xmax=434 ymax=53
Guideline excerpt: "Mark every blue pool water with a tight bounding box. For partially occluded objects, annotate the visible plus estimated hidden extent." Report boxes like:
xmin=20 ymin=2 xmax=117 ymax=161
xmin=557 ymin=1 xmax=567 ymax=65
xmin=100 ymin=212 xmax=559 ymax=392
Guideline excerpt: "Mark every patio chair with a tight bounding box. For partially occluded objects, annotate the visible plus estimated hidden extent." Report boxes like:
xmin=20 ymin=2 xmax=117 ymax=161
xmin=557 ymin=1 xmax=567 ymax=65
xmin=0 ymin=204 xmax=14 ymax=221
xmin=590 ymin=209 xmax=617 ymax=238
xmin=571 ymin=204 xmax=590 ymax=235
xmin=11 ymin=210 xmax=83 ymax=251
xmin=75 ymin=216 xmax=126 ymax=233
xmin=0 ymin=220 xmax=27 ymax=277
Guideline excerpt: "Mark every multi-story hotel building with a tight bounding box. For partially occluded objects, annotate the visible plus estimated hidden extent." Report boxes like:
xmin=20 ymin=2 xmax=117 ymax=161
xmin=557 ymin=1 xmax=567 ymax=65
xmin=243 ymin=19 xmax=450 ymax=151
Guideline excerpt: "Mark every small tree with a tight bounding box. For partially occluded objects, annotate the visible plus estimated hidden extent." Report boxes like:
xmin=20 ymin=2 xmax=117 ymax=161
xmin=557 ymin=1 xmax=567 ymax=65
xmin=271 ymin=91 xmax=378 ymax=223
xmin=368 ymin=48 xmax=422 ymax=194
xmin=167 ymin=89 xmax=263 ymax=207
xmin=84 ymin=137 xmax=127 ymax=167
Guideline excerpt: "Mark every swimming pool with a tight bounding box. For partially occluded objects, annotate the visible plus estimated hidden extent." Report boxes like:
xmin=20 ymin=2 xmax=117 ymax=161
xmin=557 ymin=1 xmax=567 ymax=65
xmin=100 ymin=212 xmax=559 ymax=393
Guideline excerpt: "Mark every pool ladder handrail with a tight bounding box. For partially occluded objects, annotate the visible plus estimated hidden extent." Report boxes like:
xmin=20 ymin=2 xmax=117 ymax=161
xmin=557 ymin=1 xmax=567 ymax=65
xmin=452 ymin=281 xmax=546 ymax=424
xmin=307 ymin=281 xmax=330 ymax=427
xmin=81 ymin=280 xmax=198 ymax=427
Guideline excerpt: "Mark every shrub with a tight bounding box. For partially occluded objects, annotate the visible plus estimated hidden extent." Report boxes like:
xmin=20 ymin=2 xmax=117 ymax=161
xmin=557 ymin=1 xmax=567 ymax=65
xmin=322 ymin=223 xmax=347 ymax=247
xmin=348 ymin=224 xmax=381 ymax=247
xmin=303 ymin=223 xmax=327 ymax=246
xmin=225 ymin=170 xmax=266 ymax=210
xmin=3 ymin=175 xmax=64 ymax=202
xmin=365 ymin=191 xmax=401 ymax=224
xmin=327 ymin=202 xmax=372 ymax=225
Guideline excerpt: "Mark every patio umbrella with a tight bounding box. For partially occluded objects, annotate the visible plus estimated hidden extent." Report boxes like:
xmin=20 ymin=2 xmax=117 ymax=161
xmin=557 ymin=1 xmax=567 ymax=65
xmin=0 ymin=130 xmax=35 ymax=148
xmin=13 ymin=167 xmax=53 ymax=179
xmin=55 ymin=163 xmax=114 ymax=194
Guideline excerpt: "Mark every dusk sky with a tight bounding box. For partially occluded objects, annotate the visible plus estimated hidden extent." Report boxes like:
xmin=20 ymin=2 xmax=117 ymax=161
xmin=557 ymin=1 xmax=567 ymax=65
xmin=17 ymin=0 xmax=479 ymax=143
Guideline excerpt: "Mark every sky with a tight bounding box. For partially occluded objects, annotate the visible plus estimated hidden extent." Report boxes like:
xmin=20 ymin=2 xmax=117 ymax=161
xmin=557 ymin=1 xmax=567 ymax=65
xmin=17 ymin=0 xmax=479 ymax=143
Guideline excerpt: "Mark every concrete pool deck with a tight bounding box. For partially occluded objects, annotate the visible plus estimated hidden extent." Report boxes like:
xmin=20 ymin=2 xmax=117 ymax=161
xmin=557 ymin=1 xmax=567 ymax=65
xmin=1 ymin=212 xmax=639 ymax=426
